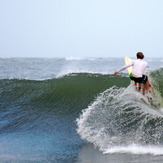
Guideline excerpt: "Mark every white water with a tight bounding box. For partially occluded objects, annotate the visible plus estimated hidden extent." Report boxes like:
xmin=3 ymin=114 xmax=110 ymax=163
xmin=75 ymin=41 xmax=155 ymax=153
xmin=104 ymin=144 xmax=163 ymax=155
xmin=77 ymin=85 xmax=163 ymax=156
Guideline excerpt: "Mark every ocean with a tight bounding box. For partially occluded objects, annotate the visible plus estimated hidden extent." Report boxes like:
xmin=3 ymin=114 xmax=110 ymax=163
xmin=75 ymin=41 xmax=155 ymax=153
xmin=0 ymin=57 xmax=162 ymax=163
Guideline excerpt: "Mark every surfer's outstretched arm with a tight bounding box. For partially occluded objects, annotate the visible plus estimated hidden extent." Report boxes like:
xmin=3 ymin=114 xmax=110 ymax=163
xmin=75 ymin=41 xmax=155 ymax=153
xmin=117 ymin=62 xmax=133 ymax=72
xmin=114 ymin=62 xmax=133 ymax=75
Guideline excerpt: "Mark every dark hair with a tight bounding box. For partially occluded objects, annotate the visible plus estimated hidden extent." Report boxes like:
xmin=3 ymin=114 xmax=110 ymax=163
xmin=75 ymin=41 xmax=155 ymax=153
xmin=137 ymin=52 xmax=144 ymax=59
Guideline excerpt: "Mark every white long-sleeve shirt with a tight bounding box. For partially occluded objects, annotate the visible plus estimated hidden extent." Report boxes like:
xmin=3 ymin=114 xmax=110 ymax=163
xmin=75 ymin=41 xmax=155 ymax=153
xmin=117 ymin=59 xmax=148 ymax=77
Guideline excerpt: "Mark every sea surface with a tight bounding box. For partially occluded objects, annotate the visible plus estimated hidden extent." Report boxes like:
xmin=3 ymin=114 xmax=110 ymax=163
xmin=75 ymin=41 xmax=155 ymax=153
xmin=0 ymin=57 xmax=163 ymax=163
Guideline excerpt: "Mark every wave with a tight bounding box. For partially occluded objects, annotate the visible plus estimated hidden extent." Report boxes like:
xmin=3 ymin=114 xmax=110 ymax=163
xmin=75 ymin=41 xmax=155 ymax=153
xmin=0 ymin=73 xmax=130 ymax=133
xmin=65 ymin=57 xmax=84 ymax=61
xmin=76 ymin=70 xmax=163 ymax=156
xmin=0 ymin=70 xmax=162 ymax=161
xmin=0 ymin=70 xmax=162 ymax=144
xmin=104 ymin=144 xmax=163 ymax=155
xmin=0 ymin=70 xmax=162 ymax=116
xmin=77 ymin=85 xmax=163 ymax=155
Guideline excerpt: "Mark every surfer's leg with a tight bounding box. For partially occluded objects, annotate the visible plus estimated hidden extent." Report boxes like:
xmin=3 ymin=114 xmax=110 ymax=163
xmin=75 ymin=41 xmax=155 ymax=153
xmin=145 ymin=80 xmax=150 ymax=92
xmin=140 ymin=75 xmax=150 ymax=93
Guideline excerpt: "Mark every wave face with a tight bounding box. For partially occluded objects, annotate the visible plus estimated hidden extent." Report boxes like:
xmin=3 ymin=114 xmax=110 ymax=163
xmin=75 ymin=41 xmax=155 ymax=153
xmin=77 ymin=69 xmax=163 ymax=156
xmin=0 ymin=73 xmax=130 ymax=161
xmin=0 ymin=69 xmax=163 ymax=161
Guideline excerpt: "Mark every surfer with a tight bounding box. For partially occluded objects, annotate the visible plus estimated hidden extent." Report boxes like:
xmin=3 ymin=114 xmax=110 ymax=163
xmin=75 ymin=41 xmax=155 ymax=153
xmin=114 ymin=52 xmax=150 ymax=92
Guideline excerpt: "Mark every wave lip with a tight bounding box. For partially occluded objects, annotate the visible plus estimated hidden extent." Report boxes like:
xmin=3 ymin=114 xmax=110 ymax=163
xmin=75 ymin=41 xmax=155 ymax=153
xmin=104 ymin=144 xmax=163 ymax=156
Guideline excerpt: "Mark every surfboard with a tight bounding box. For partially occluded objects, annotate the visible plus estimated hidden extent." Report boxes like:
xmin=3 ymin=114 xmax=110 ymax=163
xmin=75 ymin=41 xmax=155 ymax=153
xmin=124 ymin=56 xmax=133 ymax=74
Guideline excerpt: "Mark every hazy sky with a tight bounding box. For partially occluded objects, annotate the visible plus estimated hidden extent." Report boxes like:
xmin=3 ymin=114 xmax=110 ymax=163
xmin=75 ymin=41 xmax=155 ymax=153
xmin=0 ymin=0 xmax=163 ymax=58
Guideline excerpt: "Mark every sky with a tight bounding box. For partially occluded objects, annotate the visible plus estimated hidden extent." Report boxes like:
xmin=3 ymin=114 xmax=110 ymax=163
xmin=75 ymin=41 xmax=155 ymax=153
xmin=0 ymin=0 xmax=163 ymax=58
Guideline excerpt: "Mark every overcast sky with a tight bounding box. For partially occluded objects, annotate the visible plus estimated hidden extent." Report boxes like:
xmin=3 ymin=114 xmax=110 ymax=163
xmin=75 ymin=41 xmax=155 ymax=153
xmin=0 ymin=0 xmax=163 ymax=58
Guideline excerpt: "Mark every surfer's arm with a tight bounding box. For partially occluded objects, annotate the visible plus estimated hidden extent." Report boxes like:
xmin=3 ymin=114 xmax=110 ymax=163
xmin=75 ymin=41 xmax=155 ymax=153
xmin=116 ymin=62 xmax=133 ymax=73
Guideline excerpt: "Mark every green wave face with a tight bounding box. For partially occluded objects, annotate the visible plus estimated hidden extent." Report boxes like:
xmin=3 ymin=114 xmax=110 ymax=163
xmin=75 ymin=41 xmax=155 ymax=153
xmin=0 ymin=71 xmax=162 ymax=147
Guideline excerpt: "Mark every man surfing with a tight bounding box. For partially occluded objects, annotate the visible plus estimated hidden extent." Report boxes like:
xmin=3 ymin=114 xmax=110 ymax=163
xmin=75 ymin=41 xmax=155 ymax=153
xmin=114 ymin=52 xmax=150 ymax=93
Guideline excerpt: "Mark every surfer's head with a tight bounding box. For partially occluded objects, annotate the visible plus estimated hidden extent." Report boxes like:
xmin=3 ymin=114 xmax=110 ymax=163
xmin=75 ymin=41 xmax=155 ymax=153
xmin=137 ymin=52 xmax=144 ymax=59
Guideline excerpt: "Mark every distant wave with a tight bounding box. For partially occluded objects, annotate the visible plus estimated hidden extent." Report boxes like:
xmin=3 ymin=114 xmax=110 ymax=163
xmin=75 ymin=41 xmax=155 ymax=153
xmin=65 ymin=56 xmax=84 ymax=61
